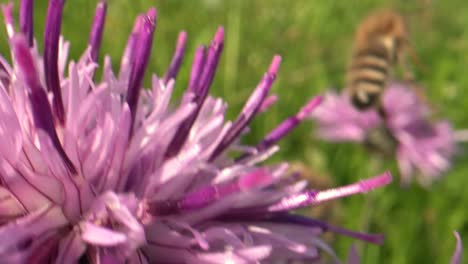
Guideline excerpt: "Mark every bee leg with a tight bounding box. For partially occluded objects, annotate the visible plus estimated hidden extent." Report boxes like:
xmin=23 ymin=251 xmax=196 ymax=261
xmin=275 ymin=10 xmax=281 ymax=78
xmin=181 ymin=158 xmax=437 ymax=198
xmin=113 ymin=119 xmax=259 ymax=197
xmin=404 ymin=42 xmax=427 ymax=76
xmin=377 ymin=104 xmax=388 ymax=120
xmin=399 ymin=52 xmax=416 ymax=83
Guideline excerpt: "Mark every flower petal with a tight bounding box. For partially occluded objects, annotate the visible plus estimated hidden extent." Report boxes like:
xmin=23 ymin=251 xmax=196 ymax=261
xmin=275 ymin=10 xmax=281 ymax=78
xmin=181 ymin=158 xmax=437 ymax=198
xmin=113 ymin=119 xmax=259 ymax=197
xmin=0 ymin=75 xmax=23 ymax=165
xmin=81 ymin=222 xmax=127 ymax=246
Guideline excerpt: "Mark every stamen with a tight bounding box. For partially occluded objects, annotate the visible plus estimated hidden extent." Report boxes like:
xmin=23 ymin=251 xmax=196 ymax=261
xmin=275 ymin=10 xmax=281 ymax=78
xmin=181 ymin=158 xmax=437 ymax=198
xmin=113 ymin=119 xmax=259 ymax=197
xmin=164 ymin=27 xmax=224 ymax=158
xmin=150 ymin=169 xmax=272 ymax=215
xmin=126 ymin=8 xmax=157 ymax=130
xmin=163 ymin=31 xmax=187 ymax=84
xmin=209 ymin=55 xmax=281 ymax=161
xmin=20 ymin=0 xmax=34 ymax=47
xmin=119 ymin=14 xmax=144 ymax=79
xmin=268 ymin=172 xmax=392 ymax=211
xmin=88 ymin=1 xmax=107 ymax=63
xmin=188 ymin=46 xmax=207 ymax=93
xmin=256 ymin=96 xmax=322 ymax=152
xmin=44 ymin=0 xmax=66 ymax=124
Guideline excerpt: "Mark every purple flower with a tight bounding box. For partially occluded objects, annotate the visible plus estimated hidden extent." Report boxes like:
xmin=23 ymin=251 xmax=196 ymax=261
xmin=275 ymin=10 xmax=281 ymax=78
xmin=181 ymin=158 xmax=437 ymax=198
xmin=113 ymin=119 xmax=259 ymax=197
xmin=311 ymin=82 xmax=456 ymax=185
xmin=0 ymin=1 xmax=391 ymax=263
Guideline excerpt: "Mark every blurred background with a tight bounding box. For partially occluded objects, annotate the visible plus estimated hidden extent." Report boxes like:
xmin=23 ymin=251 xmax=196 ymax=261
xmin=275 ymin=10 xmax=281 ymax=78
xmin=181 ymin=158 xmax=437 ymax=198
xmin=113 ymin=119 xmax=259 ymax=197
xmin=1 ymin=0 xmax=468 ymax=263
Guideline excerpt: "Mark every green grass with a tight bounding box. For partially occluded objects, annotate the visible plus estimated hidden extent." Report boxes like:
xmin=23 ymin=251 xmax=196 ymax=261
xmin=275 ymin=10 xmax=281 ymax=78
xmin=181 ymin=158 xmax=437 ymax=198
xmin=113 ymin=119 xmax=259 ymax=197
xmin=2 ymin=0 xmax=468 ymax=263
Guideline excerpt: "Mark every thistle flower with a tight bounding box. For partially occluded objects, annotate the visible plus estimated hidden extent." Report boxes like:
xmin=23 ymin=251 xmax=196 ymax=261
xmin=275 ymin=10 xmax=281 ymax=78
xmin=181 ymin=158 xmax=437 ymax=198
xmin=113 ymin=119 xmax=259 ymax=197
xmin=0 ymin=1 xmax=391 ymax=263
xmin=310 ymin=82 xmax=456 ymax=185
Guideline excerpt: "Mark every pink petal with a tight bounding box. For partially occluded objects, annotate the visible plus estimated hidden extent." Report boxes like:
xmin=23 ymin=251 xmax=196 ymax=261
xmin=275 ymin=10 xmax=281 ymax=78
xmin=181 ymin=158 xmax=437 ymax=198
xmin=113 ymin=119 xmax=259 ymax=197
xmin=0 ymin=78 xmax=22 ymax=164
xmin=80 ymin=222 xmax=127 ymax=246
xmin=56 ymin=231 xmax=86 ymax=264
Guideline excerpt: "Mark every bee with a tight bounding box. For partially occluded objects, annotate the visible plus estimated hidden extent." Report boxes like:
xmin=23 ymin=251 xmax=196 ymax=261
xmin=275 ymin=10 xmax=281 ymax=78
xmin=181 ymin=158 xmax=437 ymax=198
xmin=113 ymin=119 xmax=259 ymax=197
xmin=364 ymin=125 xmax=398 ymax=157
xmin=346 ymin=9 xmax=419 ymax=113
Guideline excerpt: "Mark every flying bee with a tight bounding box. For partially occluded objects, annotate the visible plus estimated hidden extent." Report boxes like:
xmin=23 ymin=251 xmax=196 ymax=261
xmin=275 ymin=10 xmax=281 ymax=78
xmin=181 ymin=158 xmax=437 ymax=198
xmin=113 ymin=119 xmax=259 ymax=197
xmin=346 ymin=9 xmax=420 ymax=113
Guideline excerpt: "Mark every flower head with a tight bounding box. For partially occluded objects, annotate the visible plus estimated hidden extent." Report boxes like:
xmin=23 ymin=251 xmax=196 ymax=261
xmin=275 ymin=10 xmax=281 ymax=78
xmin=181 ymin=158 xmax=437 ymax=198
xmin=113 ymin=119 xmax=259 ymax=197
xmin=0 ymin=1 xmax=391 ymax=263
xmin=311 ymin=82 xmax=456 ymax=185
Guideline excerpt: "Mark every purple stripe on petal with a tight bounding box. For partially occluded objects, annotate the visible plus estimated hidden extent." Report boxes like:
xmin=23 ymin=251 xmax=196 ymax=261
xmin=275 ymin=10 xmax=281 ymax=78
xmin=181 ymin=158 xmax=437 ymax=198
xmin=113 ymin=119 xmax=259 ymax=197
xmin=119 ymin=14 xmax=144 ymax=78
xmin=44 ymin=0 xmax=66 ymax=124
xmin=188 ymin=46 xmax=207 ymax=93
xmin=451 ymin=231 xmax=462 ymax=264
xmin=147 ymin=183 xmax=232 ymax=216
xmin=12 ymin=36 xmax=77 ymax=174
xmin=268 ymin=172 xmax=392 ymax=212
xmin=164 ymin=28 xmax=224 ymax=158
xmin=178 ymin=183 xmax=238 ymax=211
xmin=150 ymin=169 xmax=272 ymax=215
xmin=270 ymin=214 xmax=385 ymax=245
xmin=238 ymin=168 xmax=273 ymax=190
xmin=88 ymin=1 xmax=107 ymax=63
xmin=196 ymin=27 xmax=224 ymax=95
xmin=20 ymin=0 xmax=34 ymax=47
xmin=179 ymin=169 xmax=272 ymax=211
xmin=163 ymin=31 xmax=187 ymax=84
xmin=11 ymin=36 xmax=40 ymax=89
xmin=209 ymin=55 xmax=281 ymax=160
xmin=126 ymin=8 xmax=157 ymax=129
